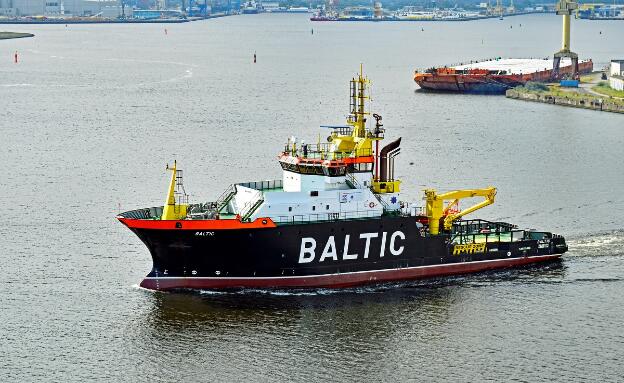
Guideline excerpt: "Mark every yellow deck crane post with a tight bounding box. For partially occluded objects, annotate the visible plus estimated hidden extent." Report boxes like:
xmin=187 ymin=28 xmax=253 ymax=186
xmin=425 ymin=187 xmax=497 ymax=235
xmin=161 ymin=161 xmax=189 ymax=220
xmin=553 ymin=0 xmax=579 ymax=79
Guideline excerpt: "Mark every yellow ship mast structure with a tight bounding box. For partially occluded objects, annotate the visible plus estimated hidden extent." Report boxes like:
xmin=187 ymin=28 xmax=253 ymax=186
xmin=161 ymin=160 xmax=188 ymax=220
xmin=553 ymin=0 xmax=579 ymax=78
xmin=425 ymin=187 xmax=497 ymax=235
xmin=327 ymin=65 xmax=379 ymax=160
xmin=348 ymin=63 xmax=369 ymax=139
xmin=325 ymin=66 xmax=399 ymax=194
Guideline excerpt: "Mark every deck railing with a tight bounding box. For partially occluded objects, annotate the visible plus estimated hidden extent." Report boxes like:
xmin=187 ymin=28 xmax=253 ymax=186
xmin=118 ymin=206 xmax=163 ymax=220
xmin=282 ymin=143 xmax=373 ymax=161
xmin=238 ymin=179 xmax=283 ymax=191
xmin=239 ymin=191 xmax=264 ymax=221
xmin=450 ymin=219 xmax=556 ymax=244
xmin=272 ymin=209 xmax=381 ymax=225
xmin=215 ymin=184 xmax=236 ymax=212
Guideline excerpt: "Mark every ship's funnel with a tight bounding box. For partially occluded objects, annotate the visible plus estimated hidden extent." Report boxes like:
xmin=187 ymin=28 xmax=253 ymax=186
xmin=379 ymin=137 xmax=401 ymax=182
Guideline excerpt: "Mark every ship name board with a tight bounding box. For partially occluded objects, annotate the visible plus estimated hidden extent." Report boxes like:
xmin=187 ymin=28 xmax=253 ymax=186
xmin=452 ymin=243 xmax=486 ymax=255
xmin=298 ymin=231 xmax=405 ymax=264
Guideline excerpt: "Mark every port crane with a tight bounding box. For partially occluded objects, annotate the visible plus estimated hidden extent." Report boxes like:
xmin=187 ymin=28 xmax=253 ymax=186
xmin=553 ymin=0 xmax=579 ymax=78
xmin=488 ymin=0 xmax=513 ymax=17
xmin=425 ymin=187 xmax=497 ymax=235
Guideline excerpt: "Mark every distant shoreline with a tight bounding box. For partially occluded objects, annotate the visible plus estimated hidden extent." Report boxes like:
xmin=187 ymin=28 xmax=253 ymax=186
xmin=0 ymin=31 xmax=34 ymax=40
xmin=0 ymin=14 xmax=228 ymax=25
xmin=311 ymin=10 xmax=553 ymax=22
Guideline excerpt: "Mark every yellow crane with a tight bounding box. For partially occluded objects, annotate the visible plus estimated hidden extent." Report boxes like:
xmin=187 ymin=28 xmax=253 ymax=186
xmin=492 ymin=0 xmax=504 ymax=17
xmin=425 ymin=187 xmax=497 ymax=235
xmin=553 ymin=0 xmax=579 ymax=78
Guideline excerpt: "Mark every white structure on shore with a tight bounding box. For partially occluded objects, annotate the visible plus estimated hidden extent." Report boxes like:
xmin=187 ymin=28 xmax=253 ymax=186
xmin=0 ymin=0 xmax=122 ymax=17
xmin=610 ymin=60 xmax=624 ymax=91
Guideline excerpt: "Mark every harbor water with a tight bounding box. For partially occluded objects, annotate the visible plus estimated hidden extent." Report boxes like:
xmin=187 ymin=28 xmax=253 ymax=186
xmin=1 ymin=13 xmax=623 ymax=382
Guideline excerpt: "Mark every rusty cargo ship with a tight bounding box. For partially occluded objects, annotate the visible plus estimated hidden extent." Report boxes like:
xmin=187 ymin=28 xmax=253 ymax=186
xmin=414 ymin=58 xmax=593 ymax=94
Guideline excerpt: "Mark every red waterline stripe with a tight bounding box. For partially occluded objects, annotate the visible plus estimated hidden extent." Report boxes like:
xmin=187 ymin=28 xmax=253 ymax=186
xmin=139 ymin=254 xmax=561 ymax=291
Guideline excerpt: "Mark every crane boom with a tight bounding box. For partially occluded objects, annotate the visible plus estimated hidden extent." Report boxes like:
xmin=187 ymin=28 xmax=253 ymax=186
xmin=425 ymin=187 xmax=497 ymax=235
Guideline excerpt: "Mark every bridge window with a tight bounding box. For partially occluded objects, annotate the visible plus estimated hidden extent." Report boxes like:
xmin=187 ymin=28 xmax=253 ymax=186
xmin=323 ymin=166 xmax=346 ymax=177
xmin=349 ymin=163 xmax=373 ymax=172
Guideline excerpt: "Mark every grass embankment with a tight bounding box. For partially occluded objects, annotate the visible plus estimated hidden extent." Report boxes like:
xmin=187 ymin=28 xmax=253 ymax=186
xmin=580 ymin=75 xmax=596 ymax=83
xmin=592 ymin=81 xmax=624 ymax=99
xmin=516 ymin=82 xmax=624 ymax=107
xmin=0 ymin=32 xmax=34 ymax=40
xmin=507 ymin=81 xmax=624 ymax=113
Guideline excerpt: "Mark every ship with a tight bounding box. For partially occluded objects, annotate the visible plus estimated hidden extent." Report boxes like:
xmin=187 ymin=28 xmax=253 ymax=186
xmin=414 ymin=58 xmax=593 ymax=93
xmin=117 ymin=68 xmax=568 ymax=291
xmin=241 ymin=1 xmax=261 ymax=14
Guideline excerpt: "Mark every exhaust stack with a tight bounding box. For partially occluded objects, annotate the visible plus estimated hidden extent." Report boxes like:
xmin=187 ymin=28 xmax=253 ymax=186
xmin=379 ymin=138 xmax=401 ymax=182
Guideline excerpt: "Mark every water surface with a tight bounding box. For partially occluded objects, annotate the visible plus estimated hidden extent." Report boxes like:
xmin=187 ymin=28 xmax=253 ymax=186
xmin=1 ymin=13 xmax=623 ymax=382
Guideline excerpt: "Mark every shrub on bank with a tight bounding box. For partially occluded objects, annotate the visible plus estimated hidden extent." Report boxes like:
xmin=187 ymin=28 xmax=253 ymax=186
xmin=521 ymin=82 xmax=549 ymax=92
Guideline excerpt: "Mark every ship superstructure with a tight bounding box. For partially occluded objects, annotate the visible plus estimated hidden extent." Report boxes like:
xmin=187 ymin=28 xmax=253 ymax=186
xmin=232 ymin=68 xmax=401 ymax=224
xmin=118 ymin=69 xmax=568 ymax=291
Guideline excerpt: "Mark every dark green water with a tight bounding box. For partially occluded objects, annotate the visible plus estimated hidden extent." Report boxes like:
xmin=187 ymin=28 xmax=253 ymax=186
xmin=1 ymin=13 xmax=623 ymax=382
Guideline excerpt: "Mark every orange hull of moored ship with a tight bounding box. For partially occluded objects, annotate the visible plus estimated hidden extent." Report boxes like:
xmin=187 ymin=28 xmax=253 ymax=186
xmin=414 ymin=60 xmax=594 ymax=93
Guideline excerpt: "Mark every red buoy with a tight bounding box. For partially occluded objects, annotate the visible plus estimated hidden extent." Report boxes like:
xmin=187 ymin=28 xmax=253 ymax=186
xmin=14 ymin=51 xmax=18 ymax=64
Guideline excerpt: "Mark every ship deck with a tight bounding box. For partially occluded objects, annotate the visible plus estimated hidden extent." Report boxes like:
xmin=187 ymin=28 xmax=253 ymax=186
xmin=453 ymin=58 xmax=591 ymax=75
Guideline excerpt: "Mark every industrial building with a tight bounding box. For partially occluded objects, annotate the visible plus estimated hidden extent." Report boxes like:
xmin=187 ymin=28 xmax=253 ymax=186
xmin=610 ymin=60 xmax=624 ymax=91
xmin=0 ymin=0 xmax=122 ymax=17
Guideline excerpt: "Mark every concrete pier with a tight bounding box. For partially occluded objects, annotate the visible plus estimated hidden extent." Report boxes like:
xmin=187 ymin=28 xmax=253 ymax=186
xmin=506 ymin=83 xmax=624 ymax=114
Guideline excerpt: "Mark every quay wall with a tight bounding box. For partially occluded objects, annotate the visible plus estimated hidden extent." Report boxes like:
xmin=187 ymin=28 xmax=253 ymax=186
xmin=505 ymin=88 xmax=624 ymax=114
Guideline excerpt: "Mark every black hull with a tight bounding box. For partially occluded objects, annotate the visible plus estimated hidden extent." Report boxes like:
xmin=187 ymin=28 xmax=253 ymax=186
xmin=120 ymin=215 xmax=567 ymax=290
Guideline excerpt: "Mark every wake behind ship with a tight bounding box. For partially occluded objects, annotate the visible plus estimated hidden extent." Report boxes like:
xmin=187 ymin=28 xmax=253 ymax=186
xmin=117 ymin=69 xmax=568 ymax=291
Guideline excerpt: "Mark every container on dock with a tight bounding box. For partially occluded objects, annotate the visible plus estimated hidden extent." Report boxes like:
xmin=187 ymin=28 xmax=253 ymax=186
xmin=560 ymin=79 xmax=579 ymax=87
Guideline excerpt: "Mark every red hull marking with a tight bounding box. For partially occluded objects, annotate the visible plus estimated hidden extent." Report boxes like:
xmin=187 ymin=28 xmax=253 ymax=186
xmin=117 ymin=217 xmax=276 ymax=230
xmin=139 ymin=254 xmax=561 ymax=291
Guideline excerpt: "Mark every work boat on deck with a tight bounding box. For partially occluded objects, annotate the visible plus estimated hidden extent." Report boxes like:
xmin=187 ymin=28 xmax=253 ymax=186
xmin=117 ymin=69 xmax=568 ymax=291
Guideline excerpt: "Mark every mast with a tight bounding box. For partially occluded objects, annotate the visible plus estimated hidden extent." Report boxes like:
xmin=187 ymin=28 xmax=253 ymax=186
xmin=348 ymin=64 xmax=369 ymax=139
xmin=161 ymin=161 xmax=189 ymax=220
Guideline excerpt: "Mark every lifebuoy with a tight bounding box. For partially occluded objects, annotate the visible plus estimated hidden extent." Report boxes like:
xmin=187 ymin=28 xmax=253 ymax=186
xmin=369 ymin=202 xmax=375 ymax=208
